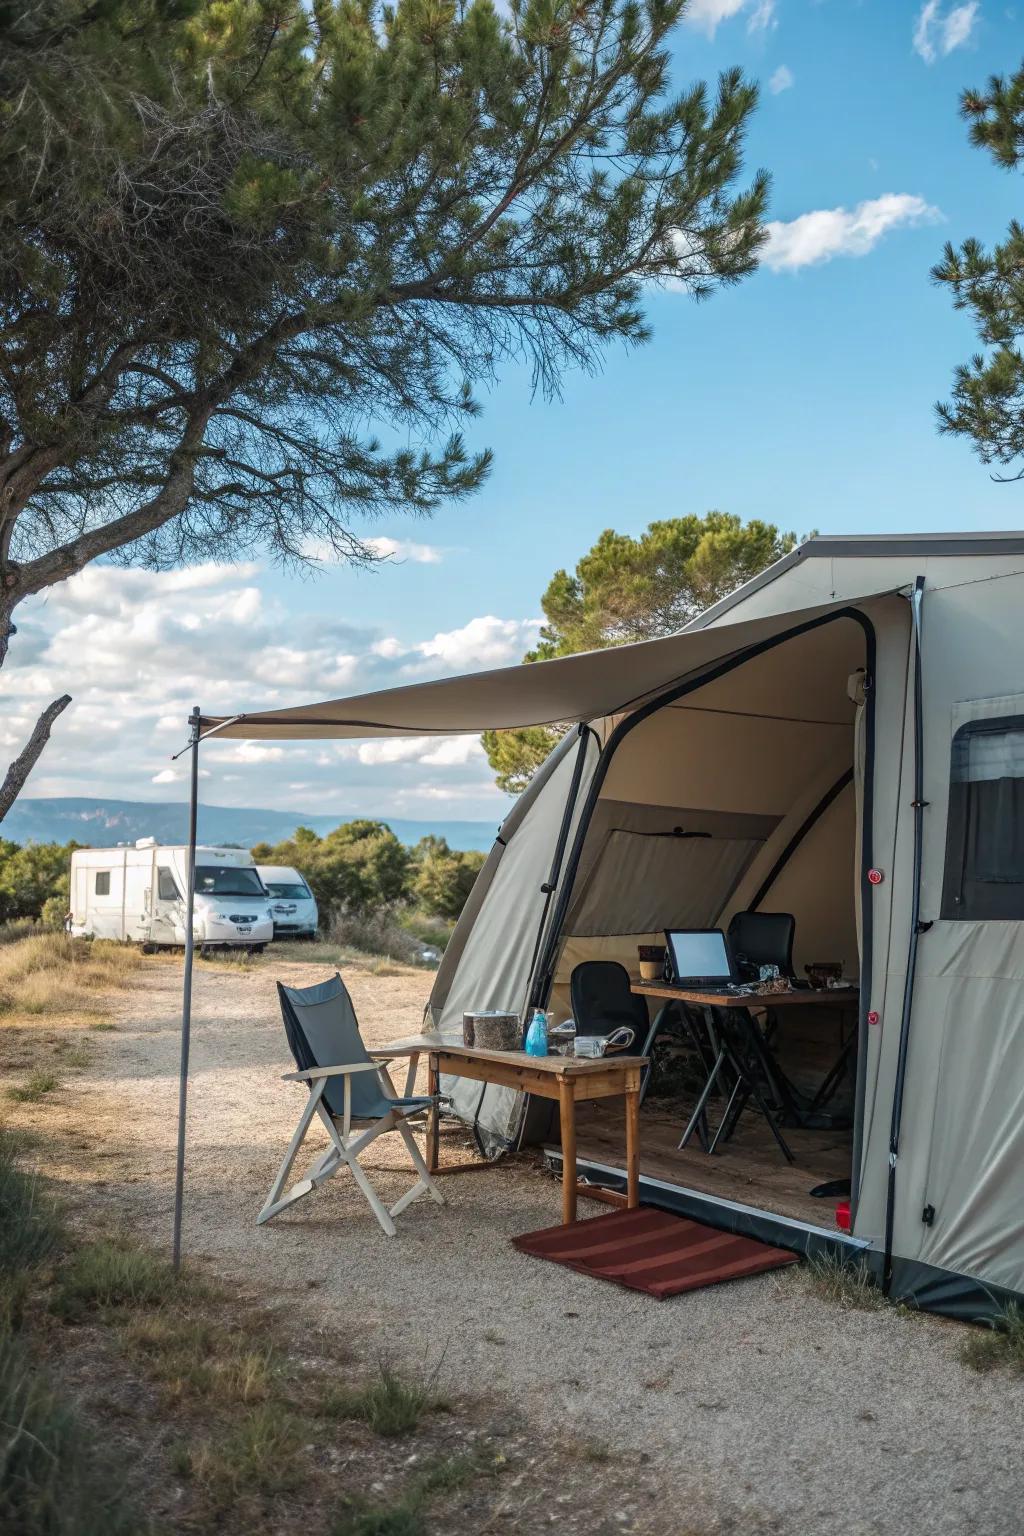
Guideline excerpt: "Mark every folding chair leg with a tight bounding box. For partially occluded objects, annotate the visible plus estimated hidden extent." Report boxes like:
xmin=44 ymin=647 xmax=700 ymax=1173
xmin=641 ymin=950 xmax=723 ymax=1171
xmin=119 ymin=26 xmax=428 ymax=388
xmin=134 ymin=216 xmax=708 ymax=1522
xmin=390 ymin=1119 xmax=446 ymax=1216
xmin=343 ymin=1152 xmax=398 ymax=1237
xmin=258 ymin=1081 xmax=330 ymax=1225
xmin=318 ymin=1111 xmax=399 ymax=1237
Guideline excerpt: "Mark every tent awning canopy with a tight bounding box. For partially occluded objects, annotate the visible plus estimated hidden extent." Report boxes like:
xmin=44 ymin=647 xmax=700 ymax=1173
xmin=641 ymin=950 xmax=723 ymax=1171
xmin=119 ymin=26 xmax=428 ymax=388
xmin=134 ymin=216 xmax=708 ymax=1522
xmin=200 ymin=588 xmax=902 ymax=742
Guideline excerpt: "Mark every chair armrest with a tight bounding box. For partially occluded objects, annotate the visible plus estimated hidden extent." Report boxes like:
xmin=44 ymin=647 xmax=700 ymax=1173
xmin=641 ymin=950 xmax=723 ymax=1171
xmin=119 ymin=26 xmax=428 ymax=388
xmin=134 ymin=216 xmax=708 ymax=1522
xmin=282 ymin=1061 xmax=384 ymax=1083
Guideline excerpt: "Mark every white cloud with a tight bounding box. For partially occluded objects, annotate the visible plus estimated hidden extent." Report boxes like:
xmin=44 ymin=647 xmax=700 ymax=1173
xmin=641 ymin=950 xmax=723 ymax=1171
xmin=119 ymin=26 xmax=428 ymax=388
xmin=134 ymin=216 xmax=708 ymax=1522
xmin=762 ymin=193 xmax=942 ymax=271
xmin=684 ymin=0 xmax=775 ymax=34
xmin=211 ymin=743 xmax=288 ymax=765
xmin=913 ymin=1 xmax=979 ymax=64
xmin=356 ymin=739 xmax=435 ymax=767
xmin=354 ymin=736 xmax=485 ymax=769
xmin=684 ymin=0 xmax=743 ymax=33
xmin=363 ymin=537 xmax=444 ymax=565
xmin=1 ymin=563 xmax=533 ymax=821
xmin=412 ymin=616 xmax=542 ymax=672
xmin=768 ymin=64 xmax=794 ymax=94
xmin=747 ymin=0 xmax=776 ymax=31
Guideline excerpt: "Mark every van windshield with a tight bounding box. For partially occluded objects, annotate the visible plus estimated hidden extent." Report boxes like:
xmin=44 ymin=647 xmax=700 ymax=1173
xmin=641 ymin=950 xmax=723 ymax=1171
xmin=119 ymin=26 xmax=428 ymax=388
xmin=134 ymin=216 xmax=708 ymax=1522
xmin=194 ymin=866 xmax=266 ymax=898
xmin=265 ymin=882 xmax=311 ymax=900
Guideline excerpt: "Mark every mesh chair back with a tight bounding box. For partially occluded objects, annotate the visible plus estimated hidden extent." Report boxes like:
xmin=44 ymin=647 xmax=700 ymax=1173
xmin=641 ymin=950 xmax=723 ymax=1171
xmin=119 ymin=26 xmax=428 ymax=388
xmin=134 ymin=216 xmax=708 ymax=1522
xmin=277 ymin=972 xmax=391 ymax=1120
xmin=570 ymin=961 xmax=649 ymax=1040
xmin=727 ymin=911 xmax=796 ymax=981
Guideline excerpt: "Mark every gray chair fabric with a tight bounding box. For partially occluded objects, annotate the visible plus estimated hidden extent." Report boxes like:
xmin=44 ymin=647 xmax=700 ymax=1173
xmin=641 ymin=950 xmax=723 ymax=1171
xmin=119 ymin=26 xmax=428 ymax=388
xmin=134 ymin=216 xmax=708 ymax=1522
xmin=277 ymin=973 xmax=431 ymax=1121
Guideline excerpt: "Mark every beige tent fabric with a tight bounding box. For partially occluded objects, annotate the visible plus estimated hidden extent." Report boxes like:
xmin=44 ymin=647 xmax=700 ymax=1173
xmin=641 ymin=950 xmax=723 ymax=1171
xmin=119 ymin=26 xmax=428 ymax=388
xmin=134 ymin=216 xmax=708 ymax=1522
xmin=565 ymin=829 xmax=761 ymax=939
xmin=429 ymin=731 xmax=600 ymax=1150
xmin=198 ymin=591 xmax=897 ymax=740
xmin=427 ymin=728 xmax=578 ymax=1027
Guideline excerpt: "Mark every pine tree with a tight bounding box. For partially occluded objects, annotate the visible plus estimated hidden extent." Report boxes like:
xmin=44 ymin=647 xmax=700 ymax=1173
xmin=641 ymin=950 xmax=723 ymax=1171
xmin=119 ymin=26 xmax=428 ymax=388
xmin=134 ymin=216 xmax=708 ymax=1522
xmin=483 ymin=513 xmax=797 ymax=793
xmin=933 ymin=62 xmax=1024 ymax=477
xmin=0 ymin=0 xmax=769 ymax=815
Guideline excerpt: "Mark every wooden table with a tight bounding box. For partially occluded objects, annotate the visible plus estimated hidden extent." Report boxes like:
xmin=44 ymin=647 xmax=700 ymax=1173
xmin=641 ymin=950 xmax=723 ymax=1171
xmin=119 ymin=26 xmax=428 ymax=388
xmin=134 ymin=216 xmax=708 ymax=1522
xmin=631 ymin=982 xmax=859 ymax=1010
xmin=630 ymin=983 xmax=859 ymax=1159
xmin=371 ymin=1034 xmax=647 ymax=1225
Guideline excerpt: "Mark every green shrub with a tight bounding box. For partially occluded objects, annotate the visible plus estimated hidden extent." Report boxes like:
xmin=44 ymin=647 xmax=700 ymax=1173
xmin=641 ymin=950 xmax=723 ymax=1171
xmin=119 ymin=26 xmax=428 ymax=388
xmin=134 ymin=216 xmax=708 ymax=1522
xmin=399 ymin=913 xmax=453 ymax=952
xmin=40 ymin=896 xmax=69 ymax=932
xmin=327 ymin=907 xmax=421 ymax=965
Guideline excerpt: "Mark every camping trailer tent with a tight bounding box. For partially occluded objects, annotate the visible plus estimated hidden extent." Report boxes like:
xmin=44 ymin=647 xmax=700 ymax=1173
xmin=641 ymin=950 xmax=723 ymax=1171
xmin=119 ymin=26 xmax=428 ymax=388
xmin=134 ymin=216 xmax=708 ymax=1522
xmin=190 ymin=532 xmax=1024 ymax=1319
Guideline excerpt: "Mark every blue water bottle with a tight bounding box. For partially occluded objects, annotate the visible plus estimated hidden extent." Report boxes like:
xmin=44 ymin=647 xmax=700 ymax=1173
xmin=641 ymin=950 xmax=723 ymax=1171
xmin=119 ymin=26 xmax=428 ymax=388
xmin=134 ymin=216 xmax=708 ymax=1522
xmin=525 ymin=1008 xmax=549 ymax=1057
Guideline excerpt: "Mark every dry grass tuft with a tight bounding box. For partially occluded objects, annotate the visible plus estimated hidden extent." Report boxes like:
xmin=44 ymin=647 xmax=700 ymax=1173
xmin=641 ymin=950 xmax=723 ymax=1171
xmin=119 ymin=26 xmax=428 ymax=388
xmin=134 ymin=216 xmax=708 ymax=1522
xmin=333 ymin=1453 xmax=491 ymax=1536
xmin=51 ymin=1235 xmax=195 ymax=1321
xmin=961 ymin=1304 xmax=1024 ymax=1375
xmin=804 ymin=1251 xmax=886 ymax=1311
xmin=125 ymin=1312 xmax=277 ymax=1405
xmin=0 ymin=933 xmax=142 ymax=1020
xmin=320 ymin=1358 xmax=449 ymax=1437
xmin=181 ymin=1403 xmax=305 ymax=1499
xmin=7 ymin=1068 xmax=61 ymax=1103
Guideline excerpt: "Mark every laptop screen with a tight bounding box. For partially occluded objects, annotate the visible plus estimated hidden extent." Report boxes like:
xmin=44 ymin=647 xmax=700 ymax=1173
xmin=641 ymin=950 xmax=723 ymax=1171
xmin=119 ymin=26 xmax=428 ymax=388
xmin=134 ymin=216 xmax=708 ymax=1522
xmin=665 ymin=928 xmax=733 ymax=982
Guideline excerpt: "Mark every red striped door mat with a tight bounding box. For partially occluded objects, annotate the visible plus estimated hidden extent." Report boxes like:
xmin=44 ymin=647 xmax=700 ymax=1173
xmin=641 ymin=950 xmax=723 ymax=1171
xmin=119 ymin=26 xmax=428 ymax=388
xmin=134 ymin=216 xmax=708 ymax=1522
xmin=512 ymin=1207 xmax=799 ymax=1299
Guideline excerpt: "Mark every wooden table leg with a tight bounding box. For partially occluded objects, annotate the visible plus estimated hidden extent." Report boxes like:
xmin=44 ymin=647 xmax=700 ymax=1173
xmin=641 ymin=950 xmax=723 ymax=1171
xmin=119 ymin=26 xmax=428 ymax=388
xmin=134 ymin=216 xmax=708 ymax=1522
xmin=403 ymin=1049 xmax=421 ymax=1098
xmin=559 ymin=1078 xmax=577 ymax=1225
xmin=426 ymin=1052 xmax=440 ymax=1174
xmin=625 ymin=1085 xmax=640 ymax=1209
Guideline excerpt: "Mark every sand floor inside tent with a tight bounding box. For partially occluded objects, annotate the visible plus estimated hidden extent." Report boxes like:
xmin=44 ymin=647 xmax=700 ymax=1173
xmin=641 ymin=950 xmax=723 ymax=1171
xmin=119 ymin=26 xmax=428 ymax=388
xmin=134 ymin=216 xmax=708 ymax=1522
xmin=17 ymin=955 xmax=1024 ymax=1536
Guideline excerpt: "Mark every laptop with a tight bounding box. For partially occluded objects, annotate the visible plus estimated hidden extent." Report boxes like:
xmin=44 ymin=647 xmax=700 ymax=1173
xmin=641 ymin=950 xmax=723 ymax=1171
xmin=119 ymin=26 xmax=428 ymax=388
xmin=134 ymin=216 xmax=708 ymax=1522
xmin=663 ymin=928 xmax=738 ymax=991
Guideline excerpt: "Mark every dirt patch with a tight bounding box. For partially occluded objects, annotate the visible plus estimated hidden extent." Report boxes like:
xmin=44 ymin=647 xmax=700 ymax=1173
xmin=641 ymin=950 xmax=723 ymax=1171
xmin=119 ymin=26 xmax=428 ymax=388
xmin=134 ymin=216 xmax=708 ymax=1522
xmin=4 ymin=952 xmax=1024 ymax=1536
xmin=3 ymin=956 xmax=690 ymax=1536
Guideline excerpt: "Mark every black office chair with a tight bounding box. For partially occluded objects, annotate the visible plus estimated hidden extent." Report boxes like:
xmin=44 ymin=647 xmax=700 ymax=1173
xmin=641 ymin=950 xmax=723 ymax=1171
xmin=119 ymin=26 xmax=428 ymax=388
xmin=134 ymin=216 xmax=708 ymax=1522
xmin=726 ymin=910 xmax=796 ymax=982
xmin=570 ymin=961 xmax=650 ymax=1044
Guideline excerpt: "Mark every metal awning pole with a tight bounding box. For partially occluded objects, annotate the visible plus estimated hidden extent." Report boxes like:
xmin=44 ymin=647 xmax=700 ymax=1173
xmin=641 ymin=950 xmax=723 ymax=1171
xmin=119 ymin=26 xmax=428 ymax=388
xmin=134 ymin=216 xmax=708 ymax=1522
xmin=172 ymin=705 xmax=201 ymax=1273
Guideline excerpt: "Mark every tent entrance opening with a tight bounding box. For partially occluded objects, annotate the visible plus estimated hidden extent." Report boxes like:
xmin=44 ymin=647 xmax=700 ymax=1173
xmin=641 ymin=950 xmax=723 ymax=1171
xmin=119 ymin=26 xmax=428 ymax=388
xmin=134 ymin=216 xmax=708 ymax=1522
xmin=542 ymin=615 xmax=869 ymax=1229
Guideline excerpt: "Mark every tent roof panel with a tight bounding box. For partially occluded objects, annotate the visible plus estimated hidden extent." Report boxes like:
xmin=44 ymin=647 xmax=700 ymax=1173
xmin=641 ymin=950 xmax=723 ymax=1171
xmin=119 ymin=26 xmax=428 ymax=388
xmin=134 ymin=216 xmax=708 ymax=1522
xmin=201 ymin=588 xmax=901 ymax=742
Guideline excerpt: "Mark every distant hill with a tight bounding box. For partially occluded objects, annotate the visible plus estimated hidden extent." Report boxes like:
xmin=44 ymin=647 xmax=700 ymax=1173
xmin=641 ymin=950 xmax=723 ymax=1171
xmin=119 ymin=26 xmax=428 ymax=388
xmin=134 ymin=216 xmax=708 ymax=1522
xmin=1 ymin=797 xmax=498 ymax=854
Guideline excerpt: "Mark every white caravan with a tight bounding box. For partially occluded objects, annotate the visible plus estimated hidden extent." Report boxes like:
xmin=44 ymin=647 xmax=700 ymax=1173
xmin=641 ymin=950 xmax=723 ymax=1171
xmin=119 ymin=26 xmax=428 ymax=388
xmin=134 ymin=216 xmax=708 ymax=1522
xmin=69 ymin=840 xmax=274 ymax=950
xmin=256 ymin=865 xmax=319 ymax=938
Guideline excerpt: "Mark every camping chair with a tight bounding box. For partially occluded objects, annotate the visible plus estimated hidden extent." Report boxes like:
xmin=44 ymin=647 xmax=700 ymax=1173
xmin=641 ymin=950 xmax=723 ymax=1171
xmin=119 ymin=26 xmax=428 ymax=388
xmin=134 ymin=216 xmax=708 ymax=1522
xmin=258 ymin=973 xmax=446 ymax=1237
xmin=570 ymin=960 xmax=650 ymax=1045
xmin=569 ymin=960 xmax=707 ymax=1131
xmin=726 ymin=909 xmax=853 ymax=1132
xmin=726 ymin=910 xmax=796 ymax=982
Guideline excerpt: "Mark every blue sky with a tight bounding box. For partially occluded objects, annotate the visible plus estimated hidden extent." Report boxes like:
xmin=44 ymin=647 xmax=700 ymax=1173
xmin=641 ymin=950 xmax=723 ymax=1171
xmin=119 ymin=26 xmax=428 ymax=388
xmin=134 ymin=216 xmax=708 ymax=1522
xmin=5 ymin=0 xmax=1023 ymax=826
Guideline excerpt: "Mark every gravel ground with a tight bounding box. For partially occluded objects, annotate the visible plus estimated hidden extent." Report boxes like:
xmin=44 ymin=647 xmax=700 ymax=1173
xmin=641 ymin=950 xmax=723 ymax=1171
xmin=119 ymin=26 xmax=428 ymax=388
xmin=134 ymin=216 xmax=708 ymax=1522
xmin=18 ymin=955 xmax=1024 ymax=1536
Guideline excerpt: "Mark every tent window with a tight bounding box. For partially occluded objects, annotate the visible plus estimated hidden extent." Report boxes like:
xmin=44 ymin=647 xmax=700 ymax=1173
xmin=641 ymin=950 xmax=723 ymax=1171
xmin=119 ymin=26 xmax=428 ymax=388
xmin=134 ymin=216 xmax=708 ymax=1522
xmin=941 ymin=716 xmax=1024 ymax=920
xmin=94 ymin=871 xmax=111 ymax=896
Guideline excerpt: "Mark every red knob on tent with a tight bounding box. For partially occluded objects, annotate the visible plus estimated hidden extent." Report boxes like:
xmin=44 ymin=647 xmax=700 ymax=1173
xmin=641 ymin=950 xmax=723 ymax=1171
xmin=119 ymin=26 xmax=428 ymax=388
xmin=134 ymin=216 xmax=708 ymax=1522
xmin=868 ymin=867 xmax=884 ymax=885
xmin=867 ymin=1009 xmax=880 ymax=1027
xmin=835 ymin=1199 xmax=852 ymax=1232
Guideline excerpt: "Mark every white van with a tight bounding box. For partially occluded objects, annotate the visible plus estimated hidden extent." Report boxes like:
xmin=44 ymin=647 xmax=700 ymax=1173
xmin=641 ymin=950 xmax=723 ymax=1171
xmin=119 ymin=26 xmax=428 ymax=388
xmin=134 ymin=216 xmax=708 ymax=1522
xmin=69 ymin=840 xmax=274 ymax=951
xmin=256 ymin=865 xmax=318 ymax=938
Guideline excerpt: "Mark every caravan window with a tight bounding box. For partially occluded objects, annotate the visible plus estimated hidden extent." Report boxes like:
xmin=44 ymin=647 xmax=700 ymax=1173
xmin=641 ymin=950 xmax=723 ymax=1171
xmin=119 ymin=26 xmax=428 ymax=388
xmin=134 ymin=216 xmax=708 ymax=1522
xmin=941 ymin=717 xmax=1024 ymax=920
xmin=157 ymin=867 xmax=180 ymax=901
xmin=94 ymin=871 xmax=111 ymax=896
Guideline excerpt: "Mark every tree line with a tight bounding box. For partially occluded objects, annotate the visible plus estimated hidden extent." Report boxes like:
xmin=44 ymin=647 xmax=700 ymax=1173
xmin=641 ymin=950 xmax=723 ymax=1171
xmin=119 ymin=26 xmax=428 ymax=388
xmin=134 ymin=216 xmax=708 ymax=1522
xmin=0 ymin=824 xmax=486 ymax=936
xmin=251 ymin=823 xmax=485 ymax=928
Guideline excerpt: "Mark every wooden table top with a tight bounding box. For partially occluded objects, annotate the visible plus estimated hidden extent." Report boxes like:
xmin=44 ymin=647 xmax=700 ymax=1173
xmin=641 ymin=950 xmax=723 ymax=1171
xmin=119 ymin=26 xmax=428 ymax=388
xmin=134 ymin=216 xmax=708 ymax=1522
xmin=372 ymin=1034 xmax=647 ymax=1077
xmin=631 ymin=981 xmax=860 ymax=1008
